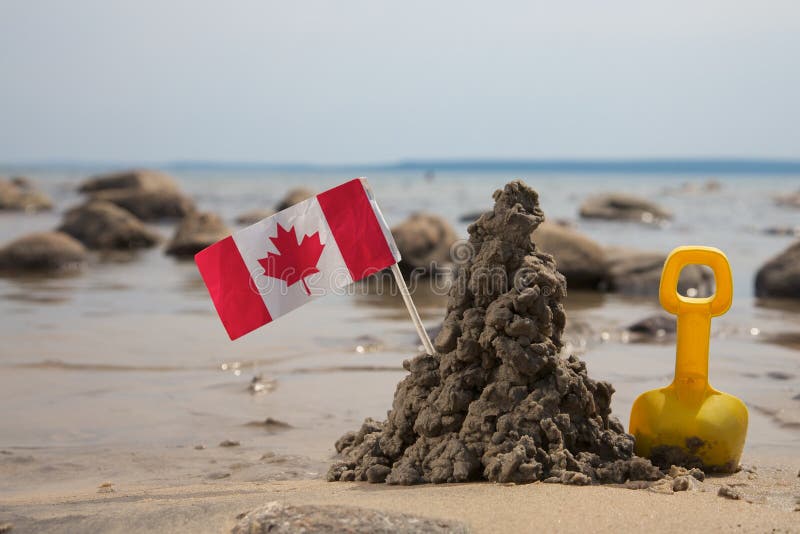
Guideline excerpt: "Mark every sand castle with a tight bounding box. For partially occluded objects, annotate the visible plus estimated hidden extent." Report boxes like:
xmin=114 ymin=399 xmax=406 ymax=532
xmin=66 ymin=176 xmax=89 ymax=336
xmin=329 ymin=181 xmax=663 ymax=485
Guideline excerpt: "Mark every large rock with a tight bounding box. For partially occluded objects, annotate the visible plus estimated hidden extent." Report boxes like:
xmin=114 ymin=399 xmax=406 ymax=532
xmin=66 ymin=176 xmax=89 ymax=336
xmin=90 ymin=188 xmax=195 ymax=220
xmin=0 ymin=232 xmax=86 ymax=272
xmin=78 ymin=169 xmax=179 ymax=193
xmin=532 ymin=221 xmax=606 ymax=289
xmin=166 ymin=211 xmax=230 ymax=258
xmin=275 ymin=187 xmax=315 ymax=211
xmin=79 ymin=169 xmax=195 ymax=220
xmin=0 ymin=177 xmax=53 ymax=212
xmin=235 ymin=208 xmax=275 ymax=226
xmin=755 ymin=241 xmax=800 ymax=299
xmin=579 ymin=193 xmax=672 ymax=224
xmin=391 ymin=213 xmax=459 ymax=276
xmin=58 ymin=201 xmax=160 ymax=250
xmin=602 ymin=247 xmax=714 ymax=297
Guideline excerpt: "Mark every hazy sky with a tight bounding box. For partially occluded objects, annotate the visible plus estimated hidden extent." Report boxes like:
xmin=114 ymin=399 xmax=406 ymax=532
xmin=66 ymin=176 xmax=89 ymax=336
xmin=1 ymin=0 xmax=799 ymax=163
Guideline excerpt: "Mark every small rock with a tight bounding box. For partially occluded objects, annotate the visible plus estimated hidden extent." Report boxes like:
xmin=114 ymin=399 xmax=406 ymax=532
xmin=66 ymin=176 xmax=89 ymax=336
xmin=648 ymin=479 xmax=675 ymax=494
xmin=207 ymin=471 xmax=231 ymax=480
xmin=275 ymin=187 xmax=315 ymax=211
xmin=232 ymin=501 xmax=467 ymax=534
xmin=97 ymin=482 xmax=114 ymax=494
xmin=672 ymin=475 xmax=696 ymax=492
xmin=194 ymin=444 xmax=206 ymax=450
xmin=0 ymin=522 xmax=13 ymax=533
xmin=627 ymin=314 xmax=677 ymax=340
xmin=365 ymin=464 xmax=392 ymax=483
xmin=219 ymin=440 xmax=240 ymax=447
xmin=763 ymin=225 xmax=800 ymax=237
xmin=166 ymin=211 xmax=230 ymax=258
xmin=579 ymin=193 xmax=672 ymax=224
xmin=263 ymin=417 xmax=292 ymax=430
xmin=624 ymin=480 xmax=651 ymax=490
xmin=718 ymin=485 xmax=743 ymax=500
xmin=689 ymin=467 xmax=705 ymax=481
xmin=0 ymin=232 xmax=87 ymax=273
xmin=766 ymin=371 xmax=794 ymax=380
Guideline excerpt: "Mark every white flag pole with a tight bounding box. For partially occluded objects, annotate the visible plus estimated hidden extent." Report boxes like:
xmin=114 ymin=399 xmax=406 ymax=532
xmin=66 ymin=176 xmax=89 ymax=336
xmin=390 ymin=263 xmax=435 ymax=356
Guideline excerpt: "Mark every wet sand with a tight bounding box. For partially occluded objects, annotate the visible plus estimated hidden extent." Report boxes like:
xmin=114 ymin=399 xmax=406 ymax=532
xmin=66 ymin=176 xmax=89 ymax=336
xmin=2 ymin=453 xmax=798 ymax=533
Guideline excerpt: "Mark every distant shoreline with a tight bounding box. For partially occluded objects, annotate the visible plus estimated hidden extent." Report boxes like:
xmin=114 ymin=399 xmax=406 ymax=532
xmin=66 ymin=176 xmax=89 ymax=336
xmin=3 ymin=158 xmax=800 ymax=175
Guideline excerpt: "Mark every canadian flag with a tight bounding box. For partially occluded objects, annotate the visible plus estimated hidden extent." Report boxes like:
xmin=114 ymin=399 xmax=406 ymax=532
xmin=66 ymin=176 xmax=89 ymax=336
xmin=195 ymin=178 xmax=401 ymax=340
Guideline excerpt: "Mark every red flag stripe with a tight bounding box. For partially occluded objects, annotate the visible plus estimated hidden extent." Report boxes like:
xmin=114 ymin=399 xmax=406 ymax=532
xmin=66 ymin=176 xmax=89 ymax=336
xmin=317 ymin=179 xmax=397 ymax=282
xmin=195 ymin=236 xmax=272 ymax=340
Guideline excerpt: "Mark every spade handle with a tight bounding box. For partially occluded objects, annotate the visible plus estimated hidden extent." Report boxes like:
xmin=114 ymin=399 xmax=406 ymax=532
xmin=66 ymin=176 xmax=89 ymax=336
xmin=659 ymin=246 xmax=733 ymax=386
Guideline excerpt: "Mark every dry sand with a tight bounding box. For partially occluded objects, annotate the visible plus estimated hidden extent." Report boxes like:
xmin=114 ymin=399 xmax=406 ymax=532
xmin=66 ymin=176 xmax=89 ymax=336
xmin=1 ymin=455 xmax=798 ymax=533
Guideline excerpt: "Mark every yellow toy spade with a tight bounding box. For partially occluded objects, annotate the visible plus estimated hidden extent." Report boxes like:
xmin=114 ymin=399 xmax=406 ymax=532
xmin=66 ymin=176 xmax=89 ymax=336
xmin=629 ymin=246 xmax=748 ymax=473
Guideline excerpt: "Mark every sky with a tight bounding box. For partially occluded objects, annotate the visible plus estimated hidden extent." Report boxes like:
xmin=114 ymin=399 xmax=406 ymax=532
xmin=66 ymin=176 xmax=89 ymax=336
xmin=1 ymin=0 xmax=799 ymax=164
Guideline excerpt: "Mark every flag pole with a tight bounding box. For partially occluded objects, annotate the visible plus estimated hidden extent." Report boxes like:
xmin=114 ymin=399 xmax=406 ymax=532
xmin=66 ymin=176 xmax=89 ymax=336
xmin=390 ymin=263 xmax=435 ymax=355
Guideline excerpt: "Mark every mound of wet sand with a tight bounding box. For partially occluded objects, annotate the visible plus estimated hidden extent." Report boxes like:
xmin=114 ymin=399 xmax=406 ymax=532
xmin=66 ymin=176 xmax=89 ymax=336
xmin=328 ymin=180 xmax=663 ymax=485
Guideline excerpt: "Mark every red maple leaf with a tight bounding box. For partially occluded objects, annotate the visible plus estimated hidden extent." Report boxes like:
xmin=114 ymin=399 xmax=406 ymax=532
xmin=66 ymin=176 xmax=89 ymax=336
xmin=257 ymin=224 xmax=325 ymax=295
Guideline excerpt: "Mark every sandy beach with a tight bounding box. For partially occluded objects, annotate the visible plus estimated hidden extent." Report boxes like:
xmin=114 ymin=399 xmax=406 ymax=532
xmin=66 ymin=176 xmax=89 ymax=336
xmin=1 ymin=171 xmax=799 ymax=533
xmin=2 ymin=452 xmax=798 ymax=533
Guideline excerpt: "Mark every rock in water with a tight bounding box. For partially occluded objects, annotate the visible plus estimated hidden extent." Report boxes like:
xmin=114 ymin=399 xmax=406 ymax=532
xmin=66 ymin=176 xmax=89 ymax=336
xmin=275 ymin=187 xmax=315 ymax=211
xmin=602 ymin=247 xmax=714 ymax=297
xmin=79 ymin=168 xmax=179 ymax=193
xmin=0 ymin=177 xmax=53 ymax=212
xmin=235 ymin=208 xmax=276 ymax=225
xmin=328 ymin=181 xmax=662 ymax=486
xmin=531 ymin=221 xmax=606 ymax=290
xmin=58 ymin=201 xmax=161 ymax=250
xmin=166 ymin=211 xmax=230 ymax=258
xmin=79 ymin=169 xmax=195 ymax=220
xmin=0 ymin=232 xmax=86 ymax=272
xmin=579 ymin=193 xmax=671 ymax=224
xmin=392 ymin=213 xmax=459 ymax=277
xmin=755 ymin=240 xmax=800 ymax=299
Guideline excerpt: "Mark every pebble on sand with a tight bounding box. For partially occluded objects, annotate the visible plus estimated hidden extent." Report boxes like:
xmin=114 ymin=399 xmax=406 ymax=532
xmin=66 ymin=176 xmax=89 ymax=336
xmin=219 ymin=440 xmax=240 ymax=447
xmin=718 ymin=485 xmax=743 ymax=500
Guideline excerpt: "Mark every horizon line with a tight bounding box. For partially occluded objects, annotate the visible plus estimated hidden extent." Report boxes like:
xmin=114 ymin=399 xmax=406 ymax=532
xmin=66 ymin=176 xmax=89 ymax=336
xmin=3 ymin=157 xmax=800 ymax=174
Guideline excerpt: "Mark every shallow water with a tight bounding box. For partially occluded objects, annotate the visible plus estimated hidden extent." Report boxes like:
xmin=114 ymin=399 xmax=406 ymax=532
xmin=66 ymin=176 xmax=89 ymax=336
xmin=0 ymin=171 xmax=798 ymax=494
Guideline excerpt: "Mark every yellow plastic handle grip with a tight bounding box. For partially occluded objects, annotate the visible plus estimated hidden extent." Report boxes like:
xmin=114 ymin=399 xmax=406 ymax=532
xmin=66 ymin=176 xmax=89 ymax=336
xmin=659 ymin=246 xmax=732 ymax=317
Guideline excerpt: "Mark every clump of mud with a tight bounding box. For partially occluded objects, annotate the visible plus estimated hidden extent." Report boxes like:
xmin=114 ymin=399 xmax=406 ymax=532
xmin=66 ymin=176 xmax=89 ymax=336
xmin=328 ymin=181 xmax=664 ymax=486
